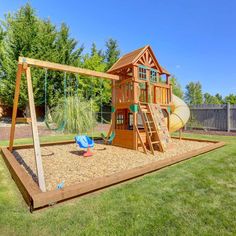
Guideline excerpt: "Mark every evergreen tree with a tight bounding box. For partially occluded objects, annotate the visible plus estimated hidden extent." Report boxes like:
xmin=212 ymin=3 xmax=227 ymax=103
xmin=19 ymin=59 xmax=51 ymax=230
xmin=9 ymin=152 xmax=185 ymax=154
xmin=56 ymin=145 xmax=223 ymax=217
xmin=0 ymin=4 xmax=83 ymax=109
xmin=105 ymin=38 xmax=120 ymax=70
xmin=215 ymin=93 xmax=224 ymax=104
xmin=203 ymin=93 xmax=221 ymax=104
xmin=170 ymin=76 xmax=183 ymax=98
xmin=224 ymin=94 xmax=236 ymax=104
xmin=80 ymin=45 xmax=110 ymax=107
xmin=184 ymin=81 xmax=203 ymax=105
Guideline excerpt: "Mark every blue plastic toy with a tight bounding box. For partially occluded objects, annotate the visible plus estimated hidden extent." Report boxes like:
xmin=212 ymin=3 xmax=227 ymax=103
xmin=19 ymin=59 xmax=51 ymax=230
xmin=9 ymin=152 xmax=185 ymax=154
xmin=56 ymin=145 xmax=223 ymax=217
xmin=75 ymin=135 xmax=94 ymax=157
xmin=57 ymin=180 xmax=64 ymax=189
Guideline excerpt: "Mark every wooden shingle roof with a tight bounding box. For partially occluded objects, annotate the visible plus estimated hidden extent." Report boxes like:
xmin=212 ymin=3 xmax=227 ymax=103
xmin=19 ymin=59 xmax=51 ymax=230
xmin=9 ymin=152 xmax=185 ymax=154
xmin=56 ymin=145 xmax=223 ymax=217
xmin=107 ymin=46 xmax=147 ymax=73
xmin=107 ymin=45 xmax=170 ymax=75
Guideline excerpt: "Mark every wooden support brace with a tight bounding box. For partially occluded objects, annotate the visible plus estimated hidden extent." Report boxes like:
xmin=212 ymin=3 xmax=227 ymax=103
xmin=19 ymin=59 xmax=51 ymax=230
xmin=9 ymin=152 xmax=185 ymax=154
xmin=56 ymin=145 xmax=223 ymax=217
xmin=26 ymin=66 xmax=46 ymax=192
xmin=9 ymin=64 xmax=23 ymax=151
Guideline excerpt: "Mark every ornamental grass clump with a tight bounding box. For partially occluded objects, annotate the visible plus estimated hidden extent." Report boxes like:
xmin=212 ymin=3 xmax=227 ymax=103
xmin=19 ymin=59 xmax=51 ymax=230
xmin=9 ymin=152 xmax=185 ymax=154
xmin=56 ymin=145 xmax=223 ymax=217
xmin=49 ymin=96 xmax=97 ymax=134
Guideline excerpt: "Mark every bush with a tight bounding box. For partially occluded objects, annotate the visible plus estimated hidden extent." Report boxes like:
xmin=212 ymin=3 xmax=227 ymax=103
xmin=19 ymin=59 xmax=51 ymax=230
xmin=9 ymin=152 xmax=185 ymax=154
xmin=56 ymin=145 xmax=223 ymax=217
xmin=46 ymin=96 xmax=97 ymax=134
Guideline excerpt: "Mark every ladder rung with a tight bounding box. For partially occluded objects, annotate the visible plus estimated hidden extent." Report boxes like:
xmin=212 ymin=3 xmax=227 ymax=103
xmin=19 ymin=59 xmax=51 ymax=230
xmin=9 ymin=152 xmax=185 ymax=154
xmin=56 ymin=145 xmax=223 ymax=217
xmin=148 ymin=131 xmax=157 ymax=134
xmin=151 ymin=141 xmax=160 ymax=144
xmin=145 ymin=121 xmax=154 ymax=123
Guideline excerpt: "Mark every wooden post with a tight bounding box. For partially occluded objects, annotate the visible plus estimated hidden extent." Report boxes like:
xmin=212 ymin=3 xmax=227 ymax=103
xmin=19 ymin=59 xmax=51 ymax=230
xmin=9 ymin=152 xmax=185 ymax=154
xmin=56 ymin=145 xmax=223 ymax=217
xmin=9 ymin=64 xmax=23 ymax=151
xmin=133 ymin=66 xmax=138 ymax=150
xmin=179 ymin=128 xmax=182 ymax=140
xmin=111 ymin=80 xmax=116 ymax=132
xmin=26 ymin=66 xmax=46 ymax=192
xmin=146 ymin=69 xmax=151 ymax=103
xmin=227 ymin=102 xmax=231 ymax=132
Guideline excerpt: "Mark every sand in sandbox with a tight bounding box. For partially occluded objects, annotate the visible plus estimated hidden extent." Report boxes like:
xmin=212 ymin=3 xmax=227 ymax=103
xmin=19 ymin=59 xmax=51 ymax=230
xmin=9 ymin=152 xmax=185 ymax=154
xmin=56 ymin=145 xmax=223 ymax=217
xmin=13 ymin=139 xmax=212 ymax=191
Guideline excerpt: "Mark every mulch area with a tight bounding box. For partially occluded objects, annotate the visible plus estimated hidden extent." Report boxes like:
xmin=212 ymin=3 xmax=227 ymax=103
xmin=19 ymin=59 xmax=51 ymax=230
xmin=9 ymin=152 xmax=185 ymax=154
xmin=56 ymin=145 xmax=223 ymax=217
xmin=13 ymin=139 xmax=212 ymax=191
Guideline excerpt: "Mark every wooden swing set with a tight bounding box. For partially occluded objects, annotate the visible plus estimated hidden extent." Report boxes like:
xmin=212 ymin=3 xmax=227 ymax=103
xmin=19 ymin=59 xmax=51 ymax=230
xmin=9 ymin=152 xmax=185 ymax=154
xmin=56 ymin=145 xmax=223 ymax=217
xmin=9 ymin=57 xmax=119 ymax=192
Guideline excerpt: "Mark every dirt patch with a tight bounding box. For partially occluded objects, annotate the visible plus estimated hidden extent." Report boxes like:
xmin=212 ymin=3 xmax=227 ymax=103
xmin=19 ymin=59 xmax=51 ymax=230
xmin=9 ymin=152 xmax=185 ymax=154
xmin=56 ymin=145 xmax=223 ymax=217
xmin=13 ymin=139 xmax=212 ymax=191
xmin=0 ymin=125 xmax=56 ymax=140
xmin=0 ymin=123 xmax=110 ymax=141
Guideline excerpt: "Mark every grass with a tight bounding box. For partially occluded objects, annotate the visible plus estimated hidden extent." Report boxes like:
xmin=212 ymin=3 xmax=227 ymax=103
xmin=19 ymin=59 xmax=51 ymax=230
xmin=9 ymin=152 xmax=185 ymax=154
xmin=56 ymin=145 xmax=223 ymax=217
xmin=0 ymin=133 xmax=236 ymax=235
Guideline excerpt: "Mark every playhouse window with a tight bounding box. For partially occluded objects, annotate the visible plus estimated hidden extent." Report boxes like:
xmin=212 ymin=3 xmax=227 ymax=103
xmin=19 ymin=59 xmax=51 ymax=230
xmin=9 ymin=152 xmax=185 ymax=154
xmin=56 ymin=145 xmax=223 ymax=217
xmin=138 ymin=66 xmax=147 ymax=80
xmin=128 ymin=113 xmax=133 ymax=129
xmin=116 ymin=113 xmax=124 ymax=125
xmin=150 ymin=69 xmax=158 ymax=83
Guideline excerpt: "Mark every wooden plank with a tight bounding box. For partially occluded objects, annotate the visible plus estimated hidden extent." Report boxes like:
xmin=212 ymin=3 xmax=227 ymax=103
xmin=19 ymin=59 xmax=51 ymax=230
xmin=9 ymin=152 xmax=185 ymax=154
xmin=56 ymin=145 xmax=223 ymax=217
xmin=171 ymin=136 xmax=218 ymax=143
xmin=138 ymin=103 xmax=155 ymax=154
xmin=9 ymin=64 xmax=23 ymax=152
xmin=26 ymin=67 xmax=46 ymax=192
xmin=104 ymin=124 xmax=113 ymax=144
xmin=32 ymin=141 xmax=225 ymax=209
xmin=135 ymin=125 xmax=147 ymax=154
xmin=1 ymin=147 xmax=41 ymax=208
xmin=16 ymin=117 xmax=32 ymax=123
xmin=18 ymin=57 xmax=119 ymax=81
xmin=227 ymin=103 xmax=231 ymax=132
xmin=113 ymin=130 xmax=134 ymax=149
xmin=133 ymin=66 xmax=139 ymax=150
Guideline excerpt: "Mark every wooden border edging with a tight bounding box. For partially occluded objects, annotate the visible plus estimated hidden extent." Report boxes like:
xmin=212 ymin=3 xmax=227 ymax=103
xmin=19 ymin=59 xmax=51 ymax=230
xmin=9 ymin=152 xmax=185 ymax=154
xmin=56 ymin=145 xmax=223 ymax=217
xmin=1 ymin=148 xmax=41 ymax=208
xmin=32 ymin=141 xmax=225 ymax=209
xmin=1 ymin=138 xmax=225 ymax=211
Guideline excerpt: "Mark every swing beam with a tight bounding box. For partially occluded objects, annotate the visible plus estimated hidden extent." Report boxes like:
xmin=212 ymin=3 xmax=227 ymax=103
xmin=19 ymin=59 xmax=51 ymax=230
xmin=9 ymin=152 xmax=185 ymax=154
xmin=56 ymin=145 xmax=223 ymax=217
xmin=9 ymin=57 xmax=119 ymax=192
xmin=18 ymin=57 xmax=119 ymax=80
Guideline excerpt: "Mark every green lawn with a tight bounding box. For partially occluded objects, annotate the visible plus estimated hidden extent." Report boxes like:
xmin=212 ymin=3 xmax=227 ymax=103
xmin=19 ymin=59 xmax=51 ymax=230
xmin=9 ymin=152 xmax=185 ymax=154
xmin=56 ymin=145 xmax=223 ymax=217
xmin=0 ymin=133 xmax=236 ymax=235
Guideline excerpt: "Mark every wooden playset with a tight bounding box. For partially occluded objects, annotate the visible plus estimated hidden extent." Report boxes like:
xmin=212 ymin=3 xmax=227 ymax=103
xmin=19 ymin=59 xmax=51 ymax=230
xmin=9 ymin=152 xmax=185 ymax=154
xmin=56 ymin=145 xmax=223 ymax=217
xmin=1 ymin=46 xmax=225 ymax=211
xmin=107 ymin=45 xmax=172 ymax=154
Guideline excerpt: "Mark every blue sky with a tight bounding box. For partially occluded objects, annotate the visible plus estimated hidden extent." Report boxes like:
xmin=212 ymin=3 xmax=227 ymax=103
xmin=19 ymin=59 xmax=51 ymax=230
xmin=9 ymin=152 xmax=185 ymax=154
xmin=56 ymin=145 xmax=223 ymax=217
xmin=1 ymin=0 xmax=235 ymax=96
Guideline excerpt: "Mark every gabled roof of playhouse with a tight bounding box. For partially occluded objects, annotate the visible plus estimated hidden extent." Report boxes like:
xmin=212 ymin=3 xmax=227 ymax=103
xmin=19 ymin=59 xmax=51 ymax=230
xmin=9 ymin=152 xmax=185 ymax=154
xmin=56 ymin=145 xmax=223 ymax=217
xmin=107 ymin=45 xmax=170 ymax=75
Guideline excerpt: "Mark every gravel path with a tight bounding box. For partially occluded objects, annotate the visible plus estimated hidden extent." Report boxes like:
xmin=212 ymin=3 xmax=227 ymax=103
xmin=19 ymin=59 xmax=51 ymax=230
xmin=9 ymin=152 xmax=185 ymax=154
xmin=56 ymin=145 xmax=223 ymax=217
xmin=13 ymin=139 xmax=212 ymax=191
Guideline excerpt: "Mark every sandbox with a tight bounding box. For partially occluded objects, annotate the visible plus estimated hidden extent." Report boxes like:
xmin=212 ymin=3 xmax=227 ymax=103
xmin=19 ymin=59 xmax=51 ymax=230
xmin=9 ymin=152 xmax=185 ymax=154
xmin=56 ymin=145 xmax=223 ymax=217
xmin=1 ymin=137 xmax=225 ymax=211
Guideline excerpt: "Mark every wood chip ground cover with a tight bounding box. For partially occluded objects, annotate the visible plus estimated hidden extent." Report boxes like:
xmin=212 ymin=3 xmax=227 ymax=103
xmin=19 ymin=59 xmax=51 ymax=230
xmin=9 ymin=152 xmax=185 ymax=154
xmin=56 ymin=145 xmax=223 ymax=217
xmin=13 ymin=139 xmax=212 ymax=191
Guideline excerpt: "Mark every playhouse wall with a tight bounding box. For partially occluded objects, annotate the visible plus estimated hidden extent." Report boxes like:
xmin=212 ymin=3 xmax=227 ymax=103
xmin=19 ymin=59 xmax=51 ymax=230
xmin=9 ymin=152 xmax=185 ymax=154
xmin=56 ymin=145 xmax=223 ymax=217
xmin=112 ymin=130 xmax=134 ymax=149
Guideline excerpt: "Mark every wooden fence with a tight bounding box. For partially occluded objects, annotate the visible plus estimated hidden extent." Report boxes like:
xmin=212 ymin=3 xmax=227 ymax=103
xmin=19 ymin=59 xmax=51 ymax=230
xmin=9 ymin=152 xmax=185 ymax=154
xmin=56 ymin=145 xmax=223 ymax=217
xmin=187 ymin=103 xmax=236 ymax=132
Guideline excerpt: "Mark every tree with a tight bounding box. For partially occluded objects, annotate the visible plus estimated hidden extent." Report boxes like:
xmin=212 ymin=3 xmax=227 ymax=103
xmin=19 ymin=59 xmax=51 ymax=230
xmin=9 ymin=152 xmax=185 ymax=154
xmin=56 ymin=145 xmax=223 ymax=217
xmin=224 ymin=94 xmax=236 ymax=104
xmin=105 ymin=38 xmax=120 ymax=70
xmin=215 ymin=93 xmax=224 ymax=104
xmin=203 ymin=93 xmax=221 ymax=104
xmin=184 ymin=81 xmax=203 ymax=105
xmin=90 ymin=42 xmax=103 ymax=57
xmin=80 ymin=44 xmax=110 ymax=107
xmin=0 ymin=4 xmax=83 ymax=109
xmin=169 ymin=76 xmax=183 ymax=98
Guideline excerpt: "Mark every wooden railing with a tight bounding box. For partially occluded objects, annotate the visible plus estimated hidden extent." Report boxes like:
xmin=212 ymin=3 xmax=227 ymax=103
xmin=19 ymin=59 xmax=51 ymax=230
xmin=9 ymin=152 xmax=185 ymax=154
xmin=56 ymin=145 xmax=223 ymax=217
xmin=115 ymin=79 xmax=134 ymax=104
xmin=153 ymin=83 xmax=172 ymax=106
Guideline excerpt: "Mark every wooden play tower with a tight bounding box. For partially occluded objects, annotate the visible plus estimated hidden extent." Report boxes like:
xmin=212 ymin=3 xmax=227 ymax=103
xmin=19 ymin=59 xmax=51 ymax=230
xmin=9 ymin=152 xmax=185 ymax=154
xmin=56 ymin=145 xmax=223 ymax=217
xmin=108 ymin=45 xmax=172 ymax=154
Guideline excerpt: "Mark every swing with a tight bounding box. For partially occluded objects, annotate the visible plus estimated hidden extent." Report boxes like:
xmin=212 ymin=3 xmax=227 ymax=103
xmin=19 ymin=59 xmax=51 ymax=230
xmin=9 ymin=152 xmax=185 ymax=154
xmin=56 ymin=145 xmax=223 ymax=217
xmin=44 ymin=69 xmax=67 ymax=132
xmin=99 ymin=79 xmax=114 ymax=144
xmin=101 ymin=131 xmax=115 ymax=144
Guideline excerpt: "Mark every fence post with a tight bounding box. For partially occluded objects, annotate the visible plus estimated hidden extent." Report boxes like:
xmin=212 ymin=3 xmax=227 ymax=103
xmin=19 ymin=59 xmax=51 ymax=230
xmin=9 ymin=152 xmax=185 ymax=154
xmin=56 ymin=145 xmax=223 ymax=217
xmin=227 ymin=102 xmax=231 ymax=132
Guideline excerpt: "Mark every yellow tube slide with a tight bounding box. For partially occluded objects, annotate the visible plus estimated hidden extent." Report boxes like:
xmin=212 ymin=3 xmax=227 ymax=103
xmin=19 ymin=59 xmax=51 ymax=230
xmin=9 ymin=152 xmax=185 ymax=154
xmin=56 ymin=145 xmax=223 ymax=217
xmin=169 ymin=94 xmax=190 ymax=132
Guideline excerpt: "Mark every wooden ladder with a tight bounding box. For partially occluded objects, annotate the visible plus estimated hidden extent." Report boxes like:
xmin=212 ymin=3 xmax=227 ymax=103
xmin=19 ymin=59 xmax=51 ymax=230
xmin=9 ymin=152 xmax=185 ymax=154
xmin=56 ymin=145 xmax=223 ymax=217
xmin=138 ymin=102 xmax=164 ymax=155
